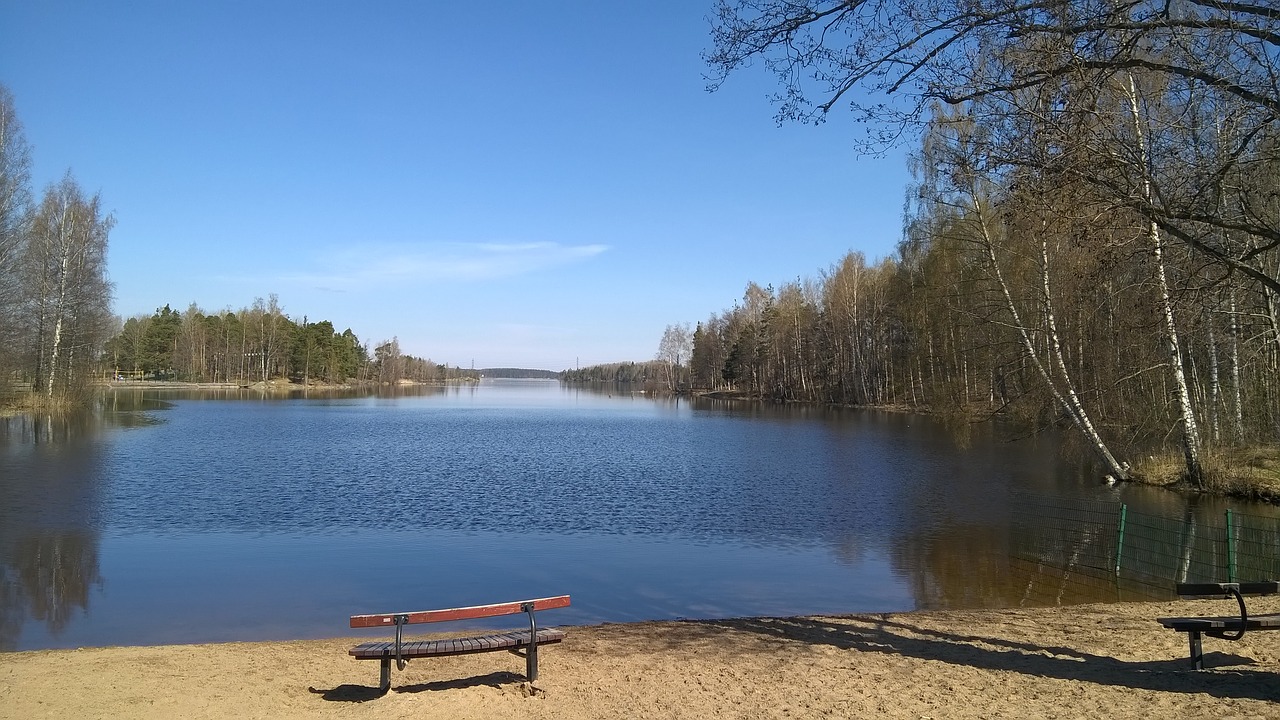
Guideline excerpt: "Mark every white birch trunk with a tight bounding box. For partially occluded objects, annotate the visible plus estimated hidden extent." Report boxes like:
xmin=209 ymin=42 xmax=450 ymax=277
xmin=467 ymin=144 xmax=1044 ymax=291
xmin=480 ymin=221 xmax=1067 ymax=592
xmin=1229 ymin=286 xmax=1244 ymax=441
xmin=45 ymin=198 xmax=75 ymax=398
xmin=1126 ymin=74 xmax=1204 ymax=489
xmin=971 ymin=193 xmax=1129 ymax=480
xmin=1207 ymin=319 xmax=1220 ymax=444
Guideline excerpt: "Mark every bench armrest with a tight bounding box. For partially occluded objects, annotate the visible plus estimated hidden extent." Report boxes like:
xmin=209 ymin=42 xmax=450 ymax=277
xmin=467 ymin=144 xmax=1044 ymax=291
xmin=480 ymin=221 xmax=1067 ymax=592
xmin=1175 ymin=583 xmax=1254 ymax=642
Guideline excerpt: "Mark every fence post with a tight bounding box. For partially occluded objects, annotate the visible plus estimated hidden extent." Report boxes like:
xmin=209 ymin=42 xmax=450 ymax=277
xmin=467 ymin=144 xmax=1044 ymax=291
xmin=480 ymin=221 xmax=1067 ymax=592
xmin=1226 ymin=509 xmax=1236 ymax=583
xmin=1115 ymin=503 xmax=1127 ymax=577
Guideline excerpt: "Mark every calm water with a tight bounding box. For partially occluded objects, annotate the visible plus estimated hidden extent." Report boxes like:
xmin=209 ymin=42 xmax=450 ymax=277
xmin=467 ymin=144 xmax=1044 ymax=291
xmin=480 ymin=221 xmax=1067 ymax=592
xmin=0 ymin=380 xmax=1269 ymax=651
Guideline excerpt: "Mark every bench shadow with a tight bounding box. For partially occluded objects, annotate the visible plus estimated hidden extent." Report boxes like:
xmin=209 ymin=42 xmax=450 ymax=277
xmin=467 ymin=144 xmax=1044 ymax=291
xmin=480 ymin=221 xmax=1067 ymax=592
xmin=1200 ymin=651 xmax=1260 ymax=668
xmin=307 ymin=684 xmax=385 ymax=703
xmin=310 ymin=671 xmax=525 ymax=702
xmin=395 ymin=671 xmax=526 ymax=694
xmin=689 ymin=616 xmax=1280 ymax=703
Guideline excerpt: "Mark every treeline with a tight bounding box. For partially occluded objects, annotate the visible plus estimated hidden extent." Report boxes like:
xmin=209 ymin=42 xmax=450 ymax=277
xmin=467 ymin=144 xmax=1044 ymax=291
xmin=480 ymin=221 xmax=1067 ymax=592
xmin=704 ymin=1 xmax=1280 ymax=487
xmin=105 ymin=297 xmax=478 ymax=386
xmin=481 ymin=368 xmax=560 ymax=379
xmin=561 ymin=360 xmax=670 ymax=385
xmin=0 ymin=86 xmax=114 ymax=404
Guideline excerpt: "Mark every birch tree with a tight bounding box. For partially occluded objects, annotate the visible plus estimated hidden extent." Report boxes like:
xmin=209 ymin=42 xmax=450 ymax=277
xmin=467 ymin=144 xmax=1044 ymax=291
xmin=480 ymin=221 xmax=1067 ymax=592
xmin=23 ymin=174 xmax=113 ymax=398
xmin=657 ymin=322 xmax=693 ymax=392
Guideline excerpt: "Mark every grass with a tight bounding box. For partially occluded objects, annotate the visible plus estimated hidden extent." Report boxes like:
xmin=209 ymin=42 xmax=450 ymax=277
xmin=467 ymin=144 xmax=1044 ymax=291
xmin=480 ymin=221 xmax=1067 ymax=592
xmin=1131 ymin=445 xmax=1280 ymax=502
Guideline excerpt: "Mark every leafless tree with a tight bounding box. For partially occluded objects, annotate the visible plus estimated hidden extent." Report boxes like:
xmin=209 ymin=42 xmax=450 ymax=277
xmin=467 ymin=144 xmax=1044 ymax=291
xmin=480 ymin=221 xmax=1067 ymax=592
xmin=0 ymin=85 xmax=32 ymax=387
xmin=23 ymin=174 xmax=114 ymax=399
xmin=657 ymin=322 xmax=693 ymax=391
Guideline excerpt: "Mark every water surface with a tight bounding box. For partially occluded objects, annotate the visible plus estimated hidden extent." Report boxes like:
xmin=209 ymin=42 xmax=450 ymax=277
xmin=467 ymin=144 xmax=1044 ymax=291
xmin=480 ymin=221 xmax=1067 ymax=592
xmin=1 ymin=380 xmax=1269 ymax=650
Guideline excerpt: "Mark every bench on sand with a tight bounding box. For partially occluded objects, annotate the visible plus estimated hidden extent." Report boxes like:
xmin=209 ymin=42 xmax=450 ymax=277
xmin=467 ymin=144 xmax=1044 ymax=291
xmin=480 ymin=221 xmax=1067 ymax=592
xmin=1157 ymin=581 xmax=1280 ymax=669
xmin=348 ymin=594 xmax=571 ymax=693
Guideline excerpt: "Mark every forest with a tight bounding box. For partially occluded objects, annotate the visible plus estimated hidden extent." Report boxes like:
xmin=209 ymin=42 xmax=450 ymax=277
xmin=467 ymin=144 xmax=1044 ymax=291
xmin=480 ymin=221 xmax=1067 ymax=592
xmin=671 ymin=0 xmax=1280 ymax=490
xmin=104 ymin=298 xmax=477 ymax=387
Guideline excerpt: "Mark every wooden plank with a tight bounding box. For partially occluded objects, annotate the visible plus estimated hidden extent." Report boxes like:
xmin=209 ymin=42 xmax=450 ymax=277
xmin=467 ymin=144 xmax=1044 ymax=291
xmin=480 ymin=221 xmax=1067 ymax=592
xmin=349 ymin=641 xmax=391 ymax=658
xmin=349 ymin=630 xmax=566 ymax=660
xmin=1158 ymin=613 xmax=1280 ymax=631
xmin=350 ymin=595 xmax=571 ymax=628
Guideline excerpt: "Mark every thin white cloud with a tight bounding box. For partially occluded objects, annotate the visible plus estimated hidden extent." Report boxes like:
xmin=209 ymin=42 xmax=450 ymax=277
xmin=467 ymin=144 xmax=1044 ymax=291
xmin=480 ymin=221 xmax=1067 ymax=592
xmin=220 ymin=240 xmax=608 ymax=290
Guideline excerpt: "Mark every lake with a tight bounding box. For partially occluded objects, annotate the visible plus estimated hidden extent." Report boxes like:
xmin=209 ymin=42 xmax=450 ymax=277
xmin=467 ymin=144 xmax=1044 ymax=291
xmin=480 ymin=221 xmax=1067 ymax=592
xmin=0 ymin=379 xmax=1269 ymax=651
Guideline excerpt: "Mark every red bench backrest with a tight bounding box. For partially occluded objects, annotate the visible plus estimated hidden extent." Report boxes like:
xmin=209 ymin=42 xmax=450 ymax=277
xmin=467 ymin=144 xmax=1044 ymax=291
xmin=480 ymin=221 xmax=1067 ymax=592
xmin=350 ymin=595 xmax=571 ymax=629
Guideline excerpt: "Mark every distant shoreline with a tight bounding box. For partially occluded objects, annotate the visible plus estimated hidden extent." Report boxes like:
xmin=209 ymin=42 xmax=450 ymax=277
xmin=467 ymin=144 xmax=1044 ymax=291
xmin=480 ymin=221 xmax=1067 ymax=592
xmin=100 ymin=377 xmax=478 ymax=391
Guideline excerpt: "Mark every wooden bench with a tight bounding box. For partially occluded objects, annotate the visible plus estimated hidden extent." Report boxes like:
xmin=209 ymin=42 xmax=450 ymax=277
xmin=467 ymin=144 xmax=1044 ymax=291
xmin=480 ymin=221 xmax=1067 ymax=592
xmin=349 ymin=594 xmax=570 ymax=693
xmin=1157 ymin=581 xmax=1280 ymax=669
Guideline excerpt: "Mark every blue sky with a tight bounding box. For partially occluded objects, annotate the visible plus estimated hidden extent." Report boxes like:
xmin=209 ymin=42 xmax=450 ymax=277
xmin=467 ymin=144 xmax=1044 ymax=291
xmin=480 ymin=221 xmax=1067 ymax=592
xmin=0 ymin=1 xmax=908 ymax=371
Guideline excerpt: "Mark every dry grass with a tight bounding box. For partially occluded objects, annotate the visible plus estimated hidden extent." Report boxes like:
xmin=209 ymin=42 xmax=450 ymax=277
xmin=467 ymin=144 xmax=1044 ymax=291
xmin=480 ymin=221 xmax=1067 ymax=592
xmin=1131 ymin=445 xmax=1280 ymax=501
xmin=1207 ymin=445 xmax=1280 ymax=500
xmin=2 ymin=390 xmax=84 ymax=413
xmin=1128 ymin=453 xmax=1186 ymax=487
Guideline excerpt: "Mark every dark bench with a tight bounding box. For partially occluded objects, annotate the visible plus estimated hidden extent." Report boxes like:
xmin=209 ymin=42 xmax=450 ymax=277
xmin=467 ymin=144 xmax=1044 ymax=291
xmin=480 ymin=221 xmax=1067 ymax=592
xmin=349 ymin=594 xmax=571 ymax=693
xmin=1157 ymin=581 xmax=1280 ymax=669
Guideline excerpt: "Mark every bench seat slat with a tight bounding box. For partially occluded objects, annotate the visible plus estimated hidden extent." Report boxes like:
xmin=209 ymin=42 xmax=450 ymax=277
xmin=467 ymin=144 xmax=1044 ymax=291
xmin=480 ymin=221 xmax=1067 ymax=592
xmin=1158 ymin=614 xmax=1280 ymax=633
xmin=349 ymin=628 xmax=566 ymax=660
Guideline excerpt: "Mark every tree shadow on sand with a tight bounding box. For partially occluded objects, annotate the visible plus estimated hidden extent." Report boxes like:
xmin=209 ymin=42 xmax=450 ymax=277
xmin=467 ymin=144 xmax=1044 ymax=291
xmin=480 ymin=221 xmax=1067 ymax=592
xmin=310 ymin=671 xmax=526 ymax=702
xmin=691 ymin=616 xmax=1280 ymax=703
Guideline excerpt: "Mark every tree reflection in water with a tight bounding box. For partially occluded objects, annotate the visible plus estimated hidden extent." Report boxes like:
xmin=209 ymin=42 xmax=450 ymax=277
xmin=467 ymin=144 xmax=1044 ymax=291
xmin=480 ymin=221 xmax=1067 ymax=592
xmin=0 ymin=412 xmax=105 ymax=650
xmin=0 ymin=532 xmax=101 ymax=650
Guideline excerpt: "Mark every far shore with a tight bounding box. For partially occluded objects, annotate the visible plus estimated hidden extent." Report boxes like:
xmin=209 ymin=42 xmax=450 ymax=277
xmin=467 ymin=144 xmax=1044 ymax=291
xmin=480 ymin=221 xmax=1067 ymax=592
xmin=6 ymin=378 xmax=1278 ymax=503
xmin=4 ymin=598 xmax=1279 ymax=719
xmin=102 ymin=377 xmax=478 ymax=391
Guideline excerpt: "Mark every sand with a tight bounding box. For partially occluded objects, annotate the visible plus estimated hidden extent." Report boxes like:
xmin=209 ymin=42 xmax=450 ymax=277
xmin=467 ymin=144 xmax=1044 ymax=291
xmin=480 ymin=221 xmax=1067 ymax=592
xmin=3 ymin=598 xmax=1280 ymax=719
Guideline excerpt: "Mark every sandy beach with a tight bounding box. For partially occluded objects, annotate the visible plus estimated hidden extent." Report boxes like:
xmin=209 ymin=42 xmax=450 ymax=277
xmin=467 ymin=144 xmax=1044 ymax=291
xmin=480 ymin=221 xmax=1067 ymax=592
xmin=4 ymin=598 xmax=1279 ymax=719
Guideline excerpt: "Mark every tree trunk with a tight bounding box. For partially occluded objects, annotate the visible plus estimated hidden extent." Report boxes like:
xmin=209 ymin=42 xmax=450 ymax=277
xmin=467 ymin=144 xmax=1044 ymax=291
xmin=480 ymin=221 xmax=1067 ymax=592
xmin=1126 ymin=74 xmax=1204 ymax=490
xmin=1207 ymin=318 xmax=1220 ymax=445
xmin=972 ymin=193 xmax=1129 ymax=481
xmin=43 ymin=197 xmax=75 ymax=398
xmin=1229 ymin=285 xmax=1244 ymax=441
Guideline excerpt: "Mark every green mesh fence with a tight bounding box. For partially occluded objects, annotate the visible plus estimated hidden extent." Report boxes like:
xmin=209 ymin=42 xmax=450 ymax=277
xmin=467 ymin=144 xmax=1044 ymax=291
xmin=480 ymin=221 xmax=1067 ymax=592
xmin=1232 ymin=511 xmax=1280 ymax=582
xmin=1010 ymin=496 xmax=1280 ymax=603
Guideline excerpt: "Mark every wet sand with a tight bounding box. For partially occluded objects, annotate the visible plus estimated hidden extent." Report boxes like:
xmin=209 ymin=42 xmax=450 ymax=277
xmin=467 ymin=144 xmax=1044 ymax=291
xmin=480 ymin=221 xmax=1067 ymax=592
xmin=3 ymin=598 xmax=1279 ymax=719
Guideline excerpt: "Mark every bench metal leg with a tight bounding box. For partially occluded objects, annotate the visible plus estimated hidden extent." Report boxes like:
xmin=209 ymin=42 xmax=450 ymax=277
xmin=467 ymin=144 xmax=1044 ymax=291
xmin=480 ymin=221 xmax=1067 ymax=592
xmin=523 ymin=603 xmax=540 ymax=681
xmin=379 ymin=657 xmax=391 ymax=694
xmin=1189 ymin=631 xmax=1204 ymax=670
